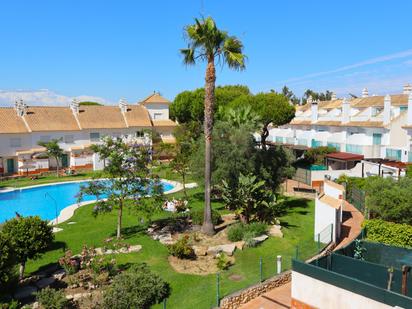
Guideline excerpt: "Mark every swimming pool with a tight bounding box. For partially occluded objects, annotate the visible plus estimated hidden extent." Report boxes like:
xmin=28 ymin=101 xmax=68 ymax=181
xmin=0 ymin=180 xmax=175 ymax=223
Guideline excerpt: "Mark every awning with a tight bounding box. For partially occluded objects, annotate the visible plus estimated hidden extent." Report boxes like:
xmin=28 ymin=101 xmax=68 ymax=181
xmin=326 ymin=152 xmax=364 ymax=161
xmin=16 ymin=147 xmax=46 ymax=156
xmin=70 ymin=144 xmax=93 ymax=151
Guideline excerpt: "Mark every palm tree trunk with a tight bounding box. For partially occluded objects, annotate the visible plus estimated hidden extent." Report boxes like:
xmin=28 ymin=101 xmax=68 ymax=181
xmin=201 ymin=58 xmax=216 ymax=235
xmin=117 ymin=200 xmax=123 ymax=239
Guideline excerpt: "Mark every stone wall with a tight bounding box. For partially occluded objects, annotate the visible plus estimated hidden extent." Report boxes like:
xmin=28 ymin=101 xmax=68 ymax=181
xmin=219 ymin=271 xmax=291 ymax=309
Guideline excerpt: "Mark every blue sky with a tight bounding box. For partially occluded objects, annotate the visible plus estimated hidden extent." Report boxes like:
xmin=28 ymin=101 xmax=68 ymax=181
xmin=0 ymin=0 xmax=412 ymax=105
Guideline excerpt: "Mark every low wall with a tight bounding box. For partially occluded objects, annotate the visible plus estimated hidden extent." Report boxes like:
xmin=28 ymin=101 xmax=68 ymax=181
xmin=219 ymin=271 xmax=291 ymax=309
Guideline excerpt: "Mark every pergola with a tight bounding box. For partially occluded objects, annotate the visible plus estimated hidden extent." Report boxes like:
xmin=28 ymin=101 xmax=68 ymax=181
xmin=325 ymin=152 xmax=364 ymax=170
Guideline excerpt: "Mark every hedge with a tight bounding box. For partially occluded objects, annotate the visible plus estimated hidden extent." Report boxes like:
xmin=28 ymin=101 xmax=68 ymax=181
xmin=363 ymin=219 xmax=412 ymax=248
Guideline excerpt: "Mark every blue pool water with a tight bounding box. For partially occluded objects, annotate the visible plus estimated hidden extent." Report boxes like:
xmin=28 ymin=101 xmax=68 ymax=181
xmin=0 ymin=180 xmax=174 ymax=223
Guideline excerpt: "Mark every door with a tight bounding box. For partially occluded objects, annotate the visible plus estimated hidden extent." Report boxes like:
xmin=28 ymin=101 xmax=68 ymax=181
xmin=373 ymin=133 xmax=382 ymax=145
xmin=6 ymin=159 xmax=15 ymax=174
xmin=61 ymin=154 xmax=69 ymax=168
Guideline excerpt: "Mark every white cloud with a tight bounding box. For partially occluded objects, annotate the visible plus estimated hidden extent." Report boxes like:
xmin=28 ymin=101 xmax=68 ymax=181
xmin=282 ymin=48 xmax=412 ymax=85
xmin=0 ymin=89 xmax=111 ymax=107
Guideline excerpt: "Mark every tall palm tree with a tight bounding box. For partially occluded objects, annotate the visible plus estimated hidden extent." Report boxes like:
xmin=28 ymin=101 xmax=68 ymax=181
xmin=181 ymin=17 xmax=246 ymax=235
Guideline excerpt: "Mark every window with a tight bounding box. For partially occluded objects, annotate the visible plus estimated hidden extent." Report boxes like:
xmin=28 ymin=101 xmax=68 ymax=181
xmin=39 ymin=136 xmax=51 ymax=143
xmin=10 ymin=138 xmax=21 ymax=147
xmin=136 ymin=131 xmax=144 ymax=138
xmin=400 ymin=106 xmax=408 ymax=112
xmin=372 ymin=133 xmax=382 ymax=145
xmin=64 ymin=135 xmax=74 ymax=144
xmin=90 ymin=132 xmax=100 ymax=141
xmin=153 ymin=113 xmax=162 ymax=120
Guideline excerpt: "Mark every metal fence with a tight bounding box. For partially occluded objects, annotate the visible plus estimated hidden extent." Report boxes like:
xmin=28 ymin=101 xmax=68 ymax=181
xmin=346 ymin=185 xmax=366 ymax=215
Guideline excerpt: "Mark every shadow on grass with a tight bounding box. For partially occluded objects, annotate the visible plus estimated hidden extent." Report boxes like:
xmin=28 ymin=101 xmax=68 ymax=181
xmin=48 ymin=240 xmax=67 ymax=253
xmin=283 ymin=197 xmax=310 ymax=211
xmin=111 ymin=225 xmax=147 ymax=239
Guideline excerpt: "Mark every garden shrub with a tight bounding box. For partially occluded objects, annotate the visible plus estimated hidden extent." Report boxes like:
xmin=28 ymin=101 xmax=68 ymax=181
xmin=363 ymin=219 xmax=412 ymax=248
xmin=35 ymin=287 xmax=69 ymax=309
xmin=0 ymin=300 xmax=20 ymax=309
xmin=103 ymin=263 xmax=170 ymax=309
xmin=243 ymin=231 xmax=258 ymax=248
xmin=190 ymin=209 xmax=222 ymax=226
xmin=227 ymin=224 xmax=244 ymax=242
xmin=168 ymin=235 xmax=195 ymax=259
xmin=227 ymin=223 xmax=268 ymax=242
xmin=216 ymin=253 xmax=231 ymax=270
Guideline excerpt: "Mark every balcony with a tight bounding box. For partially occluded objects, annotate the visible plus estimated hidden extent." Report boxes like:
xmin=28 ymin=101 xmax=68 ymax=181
xmin=311 ymin=139 xmax=323 ymax=148
xmin=386 ymin=148 xmax=402 ymax=161
xmin=285 ymin=137 xmax=295 ymax=145
xmin=275 ymin=136 xmax=284 ymax=144
xmin=297 ymin=138 xmax=308 ymax=146
xmin=345 ymin=144 xmax=363 ymax=154
xmin=327 ymin=142 xmax=341 ymax=151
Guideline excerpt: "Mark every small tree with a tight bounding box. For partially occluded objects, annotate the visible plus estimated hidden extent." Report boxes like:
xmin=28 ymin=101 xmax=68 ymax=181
xmin=38 ymin=139 xmax=64 ymax=177
xmin=1 ymin=216 xmax=54 ymax=280
xmin=219 ymin=173 xmax=283 ymax=223
xmin=103 ymin=264 xmax=170 ymax=309
xmin=170 ymin=125 xmax=193 ymax=198
xmin=0 ymin=232 xmax=15 ymax=287
xmin=78 ymin=136 xmax=160 ymax=239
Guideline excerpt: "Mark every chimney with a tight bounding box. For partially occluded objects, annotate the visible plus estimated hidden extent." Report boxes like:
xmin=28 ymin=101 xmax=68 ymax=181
xmin=403 ymin=84 xmax=412 ymax=95
xmin=383 ymin=94 xmax=391 ymax=125
xmin=14 ymin=99 xmax=27 ymax=117
xmin=407 ymin=92 xmax=412 ymax=126
xmin=331 ymin=92 xmax=337 ymax=101
xmin=311 ymin=100 xmax=318 ymax=123
xmin=70 ymin=98 xmax=80 ymax=115
xmin=362 ymin=88 xmax=369 ymax=98
xmin=342 ymin=97 xmax=350 ymax=123
xmin=119 ymin=98 xmax=128 ymax=113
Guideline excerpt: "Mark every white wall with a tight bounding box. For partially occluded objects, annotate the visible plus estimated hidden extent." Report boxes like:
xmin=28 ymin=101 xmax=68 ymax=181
xmin=292 ymin=272 xmax=396 ymax=309
xmin=314 ymin=199 xmax=336 ymax=243
xmin=144 ymin=103 xmax=169 ymax=120
xmin=324 ymin=182 xmax=344 ymax=199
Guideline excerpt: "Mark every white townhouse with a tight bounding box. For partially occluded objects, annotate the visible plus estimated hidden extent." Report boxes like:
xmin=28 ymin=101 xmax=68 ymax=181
xmin=269 ymin=84 xmax=412 ymax=163
xmin=0 ymin=93 xmax=177 ymax=176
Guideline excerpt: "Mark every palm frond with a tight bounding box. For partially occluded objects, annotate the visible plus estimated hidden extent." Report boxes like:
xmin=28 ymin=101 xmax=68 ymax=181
xmin=180 ymin=48 xmax=196 ymax=65
xmin=223 ymin=36 xmax=246 ymax=70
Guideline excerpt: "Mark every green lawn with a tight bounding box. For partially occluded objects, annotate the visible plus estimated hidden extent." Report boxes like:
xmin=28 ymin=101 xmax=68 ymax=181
xmin=25 ymin=184 xmax=316 ymax=309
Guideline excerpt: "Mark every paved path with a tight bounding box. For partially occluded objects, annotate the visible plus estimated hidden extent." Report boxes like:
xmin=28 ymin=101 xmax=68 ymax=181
xmin=239 ymin=282 xmax=291 ymax=309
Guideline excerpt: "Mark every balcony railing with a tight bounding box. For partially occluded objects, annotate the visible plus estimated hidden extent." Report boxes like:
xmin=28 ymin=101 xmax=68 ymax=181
xmin=311 ymin=140 xmax=323 ymax=148
xmin=275 ymin=137 xmax=284 ymax=144
xmin=409 ymin=152 xmax=412 ymax=163
xmin=297 ymin=138 xmax=307 ymax=146
xmin=286 ymin=137 xmax=295 ymax=145
xmin=386 ymin=148 xmax=402 ymax=161
xmin=346 ymin=144 xmax=363 ymax=154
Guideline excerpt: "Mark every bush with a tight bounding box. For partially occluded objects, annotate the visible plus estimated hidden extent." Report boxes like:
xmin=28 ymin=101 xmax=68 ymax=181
xmin=216 ymin=253 xmax=231 ymax=270
xmin=103 ymin=264 xmax=170 ymax=309
xmin=227 ymin=223 xmax=268 ymax=242
xmin=168 ymin=235 xmax=195 ymax=259
xmin=35 ymin=287 xmax=68 ymax=309
xmin=243 ymin=231 xmax=258 ymax=248
xmin=227 ymin=224 xmax=244 ymax=242
xmin=0 ymin=300 xmax=20 ymax=309
xmin=190 ymin=209 xmax=222 ymax=226
xmin=363 ymin=219 xmax=412 ymax=248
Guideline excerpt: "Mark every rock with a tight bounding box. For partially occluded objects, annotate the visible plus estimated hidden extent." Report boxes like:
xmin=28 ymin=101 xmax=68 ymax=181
xmin=95 ymin=247 xmax=104 ymax=255
xmin=52 ymin=227 xmax=63 ymax=233
xmin=52 ymin=269 xmax=66 ymax=281
xmin=234 ymin=241 xmax=245 ymax=250
xmin=207 ymin=244 xmax=236 ymax=256
xmin=104 ymin=249 xmax=114 ymax=255
xmin=253 ymin=235 xmax=269 ymax=243
xmin=36 ymin=277 xmax=56 ymax=289
xmin=269 ymin=225 xmax=283 ymax=238
xmin=128 ymin=245 xmax=142 ymax=253
xmin=14 ymin=285 xmax=37 ymax=300
xmin=118 ymin=247 xmax=129 ymax=254
xmin=158 ymin=233 xmax=174 ymax=245
xmin=193 ymin=245 xmax=208 ymax=256
xmin=32 ymin=301 xmax=40 ymax=309
xmin=185 ymin=183 xmax=198 ymax=189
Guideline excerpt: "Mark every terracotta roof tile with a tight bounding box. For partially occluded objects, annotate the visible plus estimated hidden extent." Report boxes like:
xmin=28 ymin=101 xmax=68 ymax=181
xmin=152 ymin=119 xmax=178 ymax=127
xmin=141 ymin=93 xmax=170 ymax=105
xmin=123 ymin=105 xmax=152 ymax=127
xmin=0 ymin=108 xmax=29 ymax=133
xmin=342 ymin=121 xmax=383 ymax=127
xmin=77 ymin=106 xmax=127 ymax=129
xmin=24 ymin=107 xmax=80 ymax=132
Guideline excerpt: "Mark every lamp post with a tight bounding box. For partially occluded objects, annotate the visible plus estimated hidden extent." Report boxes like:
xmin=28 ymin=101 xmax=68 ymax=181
xmin=45 ymin=192 xmax=58 ymax=225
